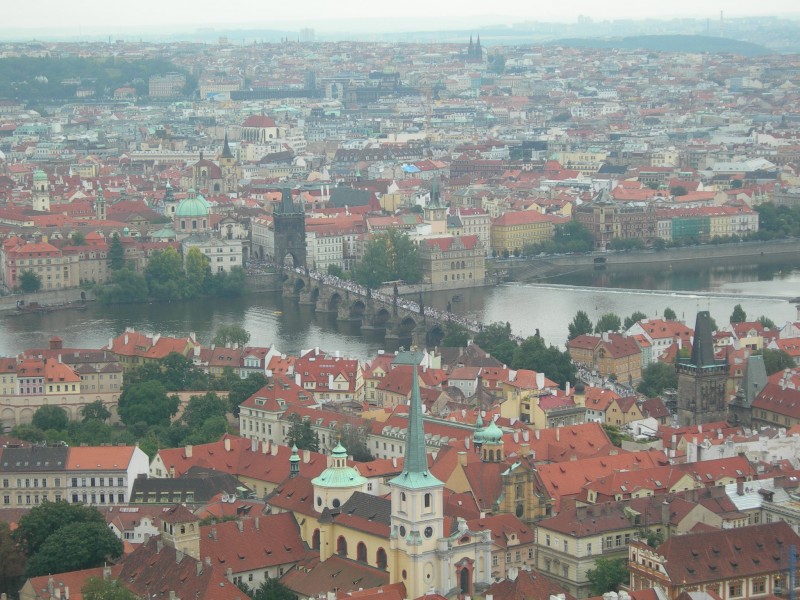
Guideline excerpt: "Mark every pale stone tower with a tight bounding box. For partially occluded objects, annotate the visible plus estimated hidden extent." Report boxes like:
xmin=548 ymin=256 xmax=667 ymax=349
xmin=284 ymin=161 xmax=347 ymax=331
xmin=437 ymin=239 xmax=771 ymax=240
xmin=32 ymin=169 xmax=50 ymax=212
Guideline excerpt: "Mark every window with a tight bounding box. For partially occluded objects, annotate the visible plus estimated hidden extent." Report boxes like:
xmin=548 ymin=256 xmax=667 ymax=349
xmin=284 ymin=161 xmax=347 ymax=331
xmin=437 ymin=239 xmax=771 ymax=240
xmin=492 ymin=555 xmax=498 ymax=567
xmin=424 ymin=493 xmax=431 ymax=508
xmin=753 ymin=578 xmax=766 ymax=595
xmin=506 ymin=552 xmax=511 ymax=563
xmin=729 ymin=582 xmax=743 ymax=598
xmin=586 ymin=543 xmax=592 ymax=555
xmin=528 ymin=548 xmax=534 ymax=559
xmin=546 ymin=534 xmax=550 ymax=547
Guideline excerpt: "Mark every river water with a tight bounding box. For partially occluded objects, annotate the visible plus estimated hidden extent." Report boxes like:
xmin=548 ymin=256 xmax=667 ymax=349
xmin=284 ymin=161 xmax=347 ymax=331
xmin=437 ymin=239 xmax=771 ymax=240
xmin=1 ymin=260 xmax=800 ymax=358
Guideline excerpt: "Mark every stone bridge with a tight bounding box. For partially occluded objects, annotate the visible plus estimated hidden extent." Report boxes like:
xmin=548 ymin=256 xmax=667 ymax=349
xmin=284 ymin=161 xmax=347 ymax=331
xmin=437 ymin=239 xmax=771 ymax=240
xmin=281 ymin=271 xmax=467 ymax=348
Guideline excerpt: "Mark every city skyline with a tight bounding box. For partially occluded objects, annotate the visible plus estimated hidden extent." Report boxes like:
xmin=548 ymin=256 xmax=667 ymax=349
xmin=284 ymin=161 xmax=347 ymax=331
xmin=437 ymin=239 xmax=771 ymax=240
xmin=2 ymin=1 xmax=799 ymax=37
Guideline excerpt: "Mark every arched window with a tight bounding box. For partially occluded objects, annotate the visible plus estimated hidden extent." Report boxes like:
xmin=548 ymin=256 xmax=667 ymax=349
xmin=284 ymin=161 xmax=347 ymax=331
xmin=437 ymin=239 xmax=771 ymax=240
xmin=376 ymin=548 xmax=387 ymax=569
xmin=192 ymin=220 xmax=197 ymax=229
xmin=337 ymin=536 xmax=348 ymax=556
xmin=357 ymin=542 xmax=367 ymax=563
xmin=312 ymin=529 xmax=320 ymax=550
xmin=424 ymin=493 xmax=431 ymax=509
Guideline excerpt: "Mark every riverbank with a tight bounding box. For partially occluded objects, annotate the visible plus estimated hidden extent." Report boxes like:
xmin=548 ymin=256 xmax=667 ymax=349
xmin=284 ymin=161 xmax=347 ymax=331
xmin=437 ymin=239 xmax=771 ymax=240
xmin=494 ymin=238 xmax=800 ymax=282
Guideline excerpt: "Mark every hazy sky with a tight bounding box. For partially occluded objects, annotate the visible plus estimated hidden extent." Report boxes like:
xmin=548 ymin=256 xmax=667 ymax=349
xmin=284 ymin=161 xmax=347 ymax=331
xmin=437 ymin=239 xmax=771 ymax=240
xmin=3 ymin=0 xmax=799 ymax=34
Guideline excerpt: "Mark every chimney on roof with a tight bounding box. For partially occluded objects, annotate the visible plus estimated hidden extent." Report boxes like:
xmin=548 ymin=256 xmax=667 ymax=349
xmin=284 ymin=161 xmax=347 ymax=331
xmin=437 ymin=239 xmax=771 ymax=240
xmin=226 ymin=568 xmax=233 ymax=583
xmin=602 ymin=332 xmax=610 ymax=343
xmin=169 ymin=466 xmax=175 ymax=478
xmin=271 ymin=443 xmax=278 ymax=456
xmin=661 ymin=499 xmax=670 ymax=525
xmin=535 ymin=429 xmax=540 ymax=440
xmin=175 ymin=549 xmax=184 ymax=564
xmin=224 ymin=437 xmax=231 ymax=452
xmin=185 ymin=445 xmax=192 ymax=458
xmin=124 ymin=334 xmax=128 ymax=345
xmin=556 ymin=428 xmax=560 ymax=442
xmin=103 ymin=565 xmax=112 ymax=580
xmin=513 ymin=431 xmax=519 ymax=443
xmin=48 ymin=578 xmax=54 ymax=597
xmin=458 ymin=451 xmax=468 ymax=466
xmin=255 ymin=517 xmax=260 ymax=531
xmin=392 ymin=456 xmax=397 ymax=468
xmin=251 ymin=438 xmax=258 ymax=452
xmin=64 ymin=587 xmax=69 ymax=600
xmin=210 ymin=528 xmax=217 ymax=541
xmin=108 ymin=337 xmax=113 ymax=349
xmin=196 ymin=562 xmax=203 ymax=577
xmin=522 ymin=429 xmax=529 ymax=442
xmin=303 ymin=449 xmax=310 ymax=464
xmin=205 ymin=556 xmax=211 ymax=566
xmin=169 ymin=592 xmax=177 ymax=600
xmin=737 ymin=480 xmax=744 ymax=496
xmin=236 ymin=520 xmax=243 ymax=533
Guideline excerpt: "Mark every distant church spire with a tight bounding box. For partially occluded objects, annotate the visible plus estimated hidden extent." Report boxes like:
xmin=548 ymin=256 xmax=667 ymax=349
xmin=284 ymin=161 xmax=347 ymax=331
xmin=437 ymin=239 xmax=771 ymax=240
xmin=221 ymin=132 xmax=233 ymax=159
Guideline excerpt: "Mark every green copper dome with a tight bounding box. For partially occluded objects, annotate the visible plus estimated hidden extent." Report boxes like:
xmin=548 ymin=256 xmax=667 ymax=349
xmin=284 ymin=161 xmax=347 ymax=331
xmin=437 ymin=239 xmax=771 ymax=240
xmin=289 ymin=444 xmax=300 ymax=463
xmin=482 ymin=419 xmax=503 ymax=444
xmin=175 ymin=190 xmax=210 ymax=218
xmin=33 ymin=169 xmax=47 ymax=181
xmin=311 ymin=443 xmax=367 ymax=489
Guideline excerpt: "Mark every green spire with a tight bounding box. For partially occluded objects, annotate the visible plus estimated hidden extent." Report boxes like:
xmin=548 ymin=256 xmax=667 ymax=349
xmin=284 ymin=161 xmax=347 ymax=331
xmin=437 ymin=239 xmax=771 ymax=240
xmin=390 ymin=351 xmax=442 ymax=489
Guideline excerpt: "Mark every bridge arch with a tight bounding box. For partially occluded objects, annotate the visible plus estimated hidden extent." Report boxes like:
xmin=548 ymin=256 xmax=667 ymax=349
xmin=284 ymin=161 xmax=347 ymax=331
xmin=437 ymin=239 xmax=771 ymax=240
xmin=293 ymin=277 xmax=306 ymax=294
xmin=349 ymin=299 xmax=366 ymax=319
xmin=327 ymin=291 xmax=342 ymax=312
xmin=372 ymin=307 xmax=391 ymax=328
xmin=309 ymin=287 xmax=320 ymax=305
xmin=426 ymin=324 xmax=445 ymax=348
xmin=397 ymin=315 xmax=417 ymax=338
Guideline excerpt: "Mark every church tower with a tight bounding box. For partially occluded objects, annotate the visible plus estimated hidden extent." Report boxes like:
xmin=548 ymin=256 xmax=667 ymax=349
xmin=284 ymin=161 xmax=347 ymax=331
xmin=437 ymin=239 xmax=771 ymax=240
xmin=159 ymin=504 xmax=200 ymax=560
xmin=677 ymin=311 xmax=728 ymax=426
xmin=389 ymin=351 xmax=445 ymax=599
xmin=479 ymin=418 xmax=504 ymax=463
xmin=95 ymin=185 xmax=107 ymax=221
xmin=32 ymin=169 xmax=50 ymax=212
xmin=218 ymin=132 xmax=240 ymax=194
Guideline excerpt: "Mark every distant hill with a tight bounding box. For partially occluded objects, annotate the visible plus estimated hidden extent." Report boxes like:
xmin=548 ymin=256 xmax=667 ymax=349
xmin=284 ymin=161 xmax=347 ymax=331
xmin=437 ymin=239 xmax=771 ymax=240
xmin=547 ymin=34 xmax=771 ymax=56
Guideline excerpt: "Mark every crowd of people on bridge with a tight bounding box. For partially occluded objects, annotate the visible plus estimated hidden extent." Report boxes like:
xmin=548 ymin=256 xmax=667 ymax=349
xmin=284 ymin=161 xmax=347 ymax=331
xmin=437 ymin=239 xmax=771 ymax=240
xmin=282 ymin=263 xmax=487 ymax=333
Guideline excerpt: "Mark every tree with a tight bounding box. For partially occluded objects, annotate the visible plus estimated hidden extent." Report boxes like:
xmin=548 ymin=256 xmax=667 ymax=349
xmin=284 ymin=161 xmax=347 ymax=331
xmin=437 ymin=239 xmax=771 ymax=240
xmin=587 ymin=557 xmax=628 ymax=596
xmin=0 ymin=522 xmax=25 ymax=598
xmin=181 ymin=392 xmax=228 ymax=430
xmin=670 ymin=185 xmax=688 ymax=197
xmin=762 ymin=348 xmax=796 ymax=375
xmin=730 ymin=304 xmax=747 ymax=324
xmin=336 ymin=423 xmax=373 ymax=462
xmin=69 ymin=231 xmax=87 ymax=246
xmin=594 ymin=313 xmax=622 ymax=334
xmin=440 ymin=322 xmax=469 ymax=347
xmin=213 ymin=324 xmax=251 ymax=348
xmin=352 ymin=228 xmax=421 ymax=288
xmin=117 ymin=380 xmax=179 ymax=427
xmin=24 ymin=522 xmax=123 ymax=577
xmin=637 ymin=362 xmax=678 ymax=397
xmin=93 ymin=268 xmax=148 ymax=304
xmin=623 ymin=311 xmax=647 ymax=331
xmin=567 ymin=310 xmax=593 ymax=340
xmin=159 ymin=352 xmax=208 ymax=391
xmin=184 ymin=247 xmax=212 ymax=298
xmin=108 ymin=233 xmax=125 ymax=271
xmin=663 ymin=307 xmax=677 ymax=321
xmin=285 ymin=413 xmax=319 ymax=452
xmin=473 ymin=322 xmax=517 ymax=366
xmin=228 ymin=372 xmax=268 ymax=417
xmin=82 ymin=577 xmax=139 ymax=600
xmin=512 ymin=335 xmax=575 ymax=389
xmin=81 ymin=400 xmax=111 ymax=423
xmin=242 ymin=577 xmax=298 ymax=600
xmin=757 ymin=315 xmax=776 ymax=329
xmin=18 ymin=270 xmax=41 ymax=293
xmin=327 ymin=264 xmax=346 ymax=278
xmin=32 ymin=405 xmax=69 ymax=431
xmin=13 ymin=501 xmax=110 ymax=557
xmin=144 ymin=246 xmax=186 ymax=301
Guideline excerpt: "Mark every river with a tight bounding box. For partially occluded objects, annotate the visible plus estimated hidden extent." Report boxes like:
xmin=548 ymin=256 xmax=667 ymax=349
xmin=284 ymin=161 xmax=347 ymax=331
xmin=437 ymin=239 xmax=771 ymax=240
xmin=1 ymin=260 xmax=800 ymax=358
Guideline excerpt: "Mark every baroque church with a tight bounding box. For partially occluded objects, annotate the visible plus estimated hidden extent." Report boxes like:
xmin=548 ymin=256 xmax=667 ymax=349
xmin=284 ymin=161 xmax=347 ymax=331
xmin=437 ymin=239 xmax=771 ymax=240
xmin=180 ymin=134 xmax=241 ymax=194
xmin=267 ymin=351 xmax=495 ymax=598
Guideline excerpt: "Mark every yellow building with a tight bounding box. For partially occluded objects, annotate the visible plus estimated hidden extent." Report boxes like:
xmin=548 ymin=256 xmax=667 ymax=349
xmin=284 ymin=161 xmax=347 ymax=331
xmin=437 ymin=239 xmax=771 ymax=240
xmin=491 ymin=211 xmax=561 ymax=254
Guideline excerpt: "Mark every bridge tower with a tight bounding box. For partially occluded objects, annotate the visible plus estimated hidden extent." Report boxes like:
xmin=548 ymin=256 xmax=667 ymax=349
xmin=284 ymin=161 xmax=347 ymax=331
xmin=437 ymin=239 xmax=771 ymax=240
xmin=274 ymin=188 xmax=307 ymax=269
